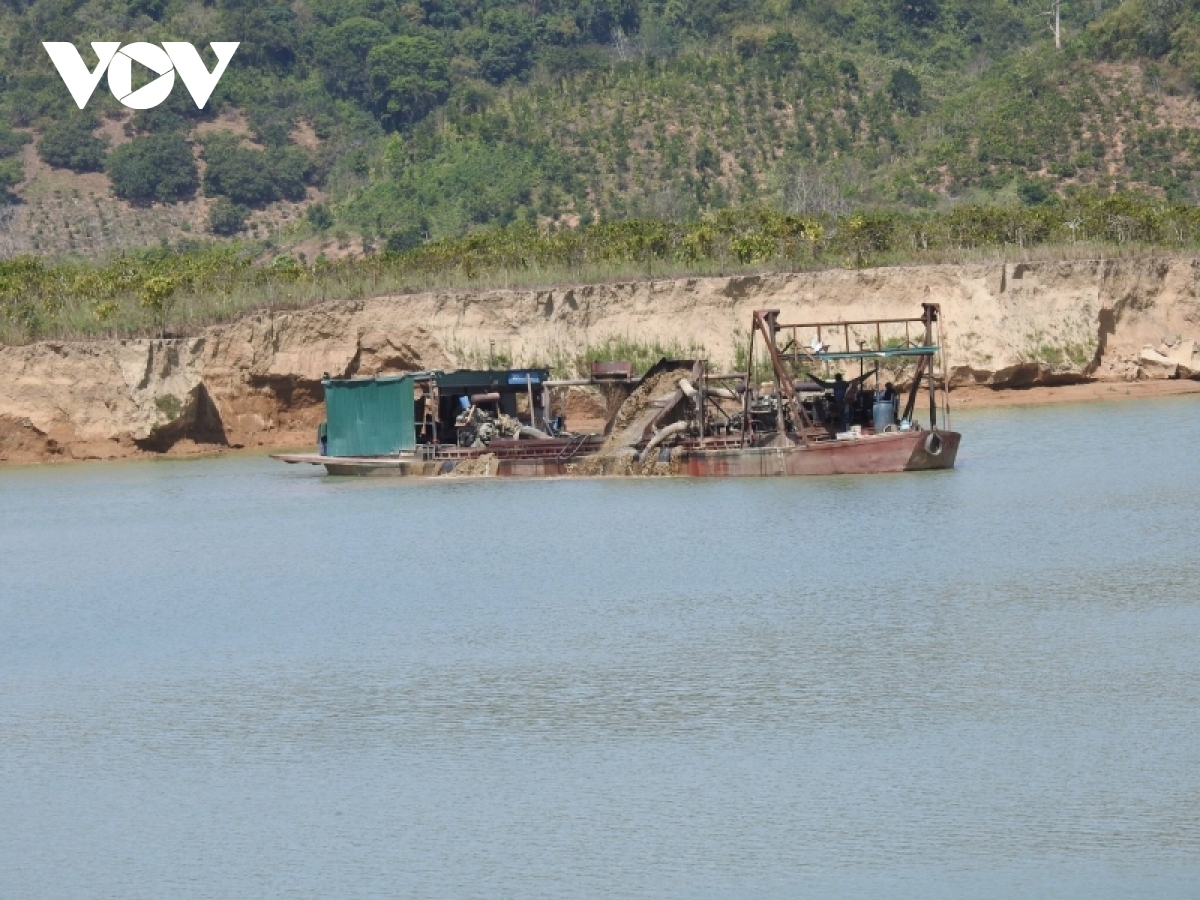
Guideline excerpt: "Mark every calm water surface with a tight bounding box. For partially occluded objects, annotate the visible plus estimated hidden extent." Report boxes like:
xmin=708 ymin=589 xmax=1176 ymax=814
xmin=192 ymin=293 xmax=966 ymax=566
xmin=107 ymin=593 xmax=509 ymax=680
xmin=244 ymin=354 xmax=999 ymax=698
xmin=2 ymin=397 xmax=1199 ymax=898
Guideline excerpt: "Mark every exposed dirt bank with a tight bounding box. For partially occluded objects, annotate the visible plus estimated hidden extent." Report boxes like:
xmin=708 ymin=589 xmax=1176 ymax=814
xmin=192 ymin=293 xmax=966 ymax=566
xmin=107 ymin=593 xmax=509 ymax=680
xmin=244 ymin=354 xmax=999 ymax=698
xmin=3 ymin=257 xmax=1200 ymax=465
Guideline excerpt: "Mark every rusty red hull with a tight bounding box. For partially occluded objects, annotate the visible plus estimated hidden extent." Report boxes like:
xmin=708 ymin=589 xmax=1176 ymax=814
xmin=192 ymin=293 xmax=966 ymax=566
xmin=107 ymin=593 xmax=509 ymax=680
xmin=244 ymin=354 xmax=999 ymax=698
xmin=682 ymin=430 xmax=960 ymax=477
xmin=275 ymin=429 xmax=960 ymax=477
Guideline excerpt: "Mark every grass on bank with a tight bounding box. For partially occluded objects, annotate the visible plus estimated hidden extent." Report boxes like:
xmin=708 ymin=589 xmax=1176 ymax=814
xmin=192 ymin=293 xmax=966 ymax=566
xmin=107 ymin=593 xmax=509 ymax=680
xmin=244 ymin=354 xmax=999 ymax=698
xmin=4 ymin=195 xmax=1200 ymax=346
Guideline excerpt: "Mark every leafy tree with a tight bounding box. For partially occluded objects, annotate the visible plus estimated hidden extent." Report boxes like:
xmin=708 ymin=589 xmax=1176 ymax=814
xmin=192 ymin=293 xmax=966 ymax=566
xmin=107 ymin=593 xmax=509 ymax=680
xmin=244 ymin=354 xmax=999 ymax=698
xmin=202 ymin=133 xmax=314 ymax=206
xmin=346 ymin=140 xmax=537 ymax=236
xmin=247 ymin=108 xmax=294 ymax=148
xmin=37 ymin=115 xmax=109 ymax=173
xmin=268 ymin=146 xmax=313 ymax=201
xmin=128 ymin=0 xmax=166 ymax=19
xmin=220 ymin=0 xmax=298 ymax=69
xmin=108 ymin=134 xmax=199 ymax=203
xmin=307 ymin=0 xmax=409 ymax=28
xmin=0 ymin=126 xmax=30 ymax=160
xmin=1018 ymin=180 xmax=1052 ymax=206
xmin=126 ymin=108 xmax=189 ymax=136
xmin=0 ymin=157 xmax=23 ymax=196
xmin=139 ymin=274 xmax=178 ymax=335
xmin=576 ymin=0 xmax=639 ymax=42
xmin=536 ymin=12 xmax=583 ymax=46
xmin=670 ymin=0 xmax=752 ymax=37
xmin=203 ymin=138 xmax=277 ymax=206
xmin=368 ymin=36 xmax=451 ymax=127
xmin=125 ymin=88 xmax=213 ymax=137
xmin=764 ymin=29 xmax=800 ymax=67
xmin=895 ymin=0 xmax=940 ymax=29
xmin=886 ymin=67 xmax=923 ymax=115
xmin=695 ymin=142 xmax=719 ymax=172
xmin=208 ymin=198 xmax=250 ymax=235
xmin=313 ymin=18 xmax=390 ymax=101
xmin=459 ymin=9 xmax=535 ymax=84
xmin=733 ymin=26 xmax=771 ymax=58
xmin=307 ymin=202 xmax=334 ymax=230
xmin=385 ymin=220 xmax=425 ymax=252
xmin=0 ymin=125 xmax=30 ymax=196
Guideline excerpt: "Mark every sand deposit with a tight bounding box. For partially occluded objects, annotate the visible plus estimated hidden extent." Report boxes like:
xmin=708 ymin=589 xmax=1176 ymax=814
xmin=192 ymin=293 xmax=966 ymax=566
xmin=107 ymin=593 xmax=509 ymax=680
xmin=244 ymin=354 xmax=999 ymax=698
xmin=444 ymin=453 xmax=497 ymax=477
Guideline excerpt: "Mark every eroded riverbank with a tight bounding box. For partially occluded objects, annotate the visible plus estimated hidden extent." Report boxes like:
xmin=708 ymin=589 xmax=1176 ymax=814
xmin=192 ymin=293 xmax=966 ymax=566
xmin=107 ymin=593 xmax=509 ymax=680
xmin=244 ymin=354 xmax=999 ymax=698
xmin=4 ymin=256 xmax=1200 ymax=465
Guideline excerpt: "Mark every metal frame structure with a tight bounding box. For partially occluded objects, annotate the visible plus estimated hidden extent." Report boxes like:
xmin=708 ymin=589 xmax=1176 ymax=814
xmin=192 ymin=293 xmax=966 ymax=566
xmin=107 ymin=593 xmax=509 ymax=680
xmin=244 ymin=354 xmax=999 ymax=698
xmin=736 ymin=302 xmax=950 ymax=448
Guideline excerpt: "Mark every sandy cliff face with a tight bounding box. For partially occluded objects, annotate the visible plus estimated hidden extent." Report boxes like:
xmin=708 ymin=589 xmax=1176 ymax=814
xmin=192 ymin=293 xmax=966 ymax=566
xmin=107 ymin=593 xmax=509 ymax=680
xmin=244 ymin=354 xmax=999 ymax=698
xmin=2 ymin=257 xmax=1199 ymax=463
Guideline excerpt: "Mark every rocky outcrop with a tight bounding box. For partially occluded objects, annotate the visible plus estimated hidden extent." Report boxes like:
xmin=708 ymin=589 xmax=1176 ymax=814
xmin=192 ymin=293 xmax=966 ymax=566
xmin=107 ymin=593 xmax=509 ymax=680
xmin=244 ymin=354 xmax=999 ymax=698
xmin=3 ymin=256 xmax=1200 ymax=463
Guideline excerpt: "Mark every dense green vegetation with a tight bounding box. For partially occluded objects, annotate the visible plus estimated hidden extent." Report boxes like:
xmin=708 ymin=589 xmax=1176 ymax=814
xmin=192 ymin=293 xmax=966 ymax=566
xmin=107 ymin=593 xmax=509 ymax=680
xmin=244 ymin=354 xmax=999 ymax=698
xmin=3 ymin=0 xmax=1200 ymax=340
xmin=3 ymin=0 xmax=1200 ymax=241
xmin=5 ymin=193 xmax=1200 ymax=344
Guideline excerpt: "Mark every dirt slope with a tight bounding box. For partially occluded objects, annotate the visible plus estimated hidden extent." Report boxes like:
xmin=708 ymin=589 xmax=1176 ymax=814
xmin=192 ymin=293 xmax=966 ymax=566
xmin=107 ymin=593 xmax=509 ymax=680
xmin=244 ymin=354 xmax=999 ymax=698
xmin=3 ymin=256 xmax=1200 ymax=464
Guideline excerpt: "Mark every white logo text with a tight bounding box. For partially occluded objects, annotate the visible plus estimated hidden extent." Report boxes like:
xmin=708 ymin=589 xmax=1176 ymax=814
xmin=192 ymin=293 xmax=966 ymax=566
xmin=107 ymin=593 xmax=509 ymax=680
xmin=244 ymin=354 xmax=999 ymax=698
xmin=42 ymin=41 xmax=239 ymax=110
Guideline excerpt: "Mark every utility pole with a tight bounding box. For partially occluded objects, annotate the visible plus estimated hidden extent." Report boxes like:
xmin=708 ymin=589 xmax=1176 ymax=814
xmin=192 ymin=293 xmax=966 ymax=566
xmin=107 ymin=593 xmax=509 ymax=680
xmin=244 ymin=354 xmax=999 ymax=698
xmin=1044 ymin=0 xmax=1063 ymax=50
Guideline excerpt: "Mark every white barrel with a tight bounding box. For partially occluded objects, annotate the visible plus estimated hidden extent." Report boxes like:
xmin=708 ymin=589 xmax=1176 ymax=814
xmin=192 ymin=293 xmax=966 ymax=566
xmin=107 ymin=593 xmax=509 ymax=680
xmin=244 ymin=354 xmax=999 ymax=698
xmin=872 ymin=400 xmax=897 ymax=432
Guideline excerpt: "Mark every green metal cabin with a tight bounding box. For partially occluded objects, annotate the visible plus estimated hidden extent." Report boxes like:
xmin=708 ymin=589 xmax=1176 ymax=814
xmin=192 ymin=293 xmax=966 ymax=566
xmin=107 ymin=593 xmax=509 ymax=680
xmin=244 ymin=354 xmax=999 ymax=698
xmin=320 ymin=369 xmax=550 ymax=457
xmin=322 ymin=374 xmax=416 ymax=457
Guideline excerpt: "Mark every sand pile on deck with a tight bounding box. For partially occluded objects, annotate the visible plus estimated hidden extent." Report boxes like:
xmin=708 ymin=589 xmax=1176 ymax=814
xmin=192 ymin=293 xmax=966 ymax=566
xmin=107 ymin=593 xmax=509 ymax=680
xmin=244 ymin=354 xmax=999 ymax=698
xmin=445 ymin=453 xmax=496 ymax=477
xmin=572 ymin=368 xmax=690 ymax=476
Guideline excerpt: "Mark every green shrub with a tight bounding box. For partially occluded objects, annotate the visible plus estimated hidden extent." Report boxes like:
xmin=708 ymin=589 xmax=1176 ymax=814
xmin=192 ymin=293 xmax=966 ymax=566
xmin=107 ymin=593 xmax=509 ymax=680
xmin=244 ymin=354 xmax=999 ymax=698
xmin=0 ymin=125 xmax=30 ymax=195
xmin=203 ymin=139 xmax=277 ymax=206
xmin=764 ymin=30 xmax=800 ymax=65
xmin=37 ymin=116 xmax=109 ymax=173
xmin=108 ymin=134 xmax=198 ymax=203
xmin=886 ymin=67 xmax=922 ymax=115
xmin=385 ymin=222 xmax=425 ymax=253
xmin=346 ymin=140 xmax=538 ymax=237
xmin=1018 ymin=181 xmax=1052 ymax=206
xmin=307 ymin=202 xmax=334 ymax=230
xmin=268 ymin=146 xmax=313 ymax=201
xmin=207 ymin=198 xmax=250 ymax=235
xmin=202 ymin=135 xmax=314 ymax=207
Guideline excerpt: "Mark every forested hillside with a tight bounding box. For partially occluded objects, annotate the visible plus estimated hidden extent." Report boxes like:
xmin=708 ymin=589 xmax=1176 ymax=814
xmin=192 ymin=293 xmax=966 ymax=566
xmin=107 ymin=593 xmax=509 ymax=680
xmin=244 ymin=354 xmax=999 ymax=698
xmin=0 ymin=0 xmax=1199 ymax=261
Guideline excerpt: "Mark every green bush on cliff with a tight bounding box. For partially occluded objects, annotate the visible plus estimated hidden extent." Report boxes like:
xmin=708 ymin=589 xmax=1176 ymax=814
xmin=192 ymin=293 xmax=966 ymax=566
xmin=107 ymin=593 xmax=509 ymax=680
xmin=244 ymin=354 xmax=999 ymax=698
xmin=108 ymin=135 xmax=199 ymax=204
xmin=37 ymin=115 xmax=109 ymax=173
xmin=208 ymin=199 xmax=251 ymax=236
xmin=0 ymin=124 xmax=30 ymax=197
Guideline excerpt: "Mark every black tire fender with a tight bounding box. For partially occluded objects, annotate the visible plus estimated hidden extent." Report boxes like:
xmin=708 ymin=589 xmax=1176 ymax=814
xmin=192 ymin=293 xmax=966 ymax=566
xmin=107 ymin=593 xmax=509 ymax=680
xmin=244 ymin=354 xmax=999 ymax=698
xmin=924 ymin=432 xmax=943 ymax=456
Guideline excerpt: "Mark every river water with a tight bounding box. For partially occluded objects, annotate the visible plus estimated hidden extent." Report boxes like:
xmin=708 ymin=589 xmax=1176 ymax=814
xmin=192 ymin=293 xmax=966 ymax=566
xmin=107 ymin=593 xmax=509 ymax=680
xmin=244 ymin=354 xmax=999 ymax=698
xmin=2 ymin=396 xmax=1199 ymax=898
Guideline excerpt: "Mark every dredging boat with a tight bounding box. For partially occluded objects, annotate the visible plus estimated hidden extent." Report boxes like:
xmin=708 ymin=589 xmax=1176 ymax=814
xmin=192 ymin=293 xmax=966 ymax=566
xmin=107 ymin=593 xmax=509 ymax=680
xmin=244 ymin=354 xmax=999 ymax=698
xmin=274 ymin=303 xmax=960 ymax=477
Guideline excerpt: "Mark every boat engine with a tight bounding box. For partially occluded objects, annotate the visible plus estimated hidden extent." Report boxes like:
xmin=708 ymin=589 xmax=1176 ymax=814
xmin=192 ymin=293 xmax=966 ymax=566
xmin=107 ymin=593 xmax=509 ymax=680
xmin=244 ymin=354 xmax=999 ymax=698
xmin=455 ymin=406 xmax=527 ymax=447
